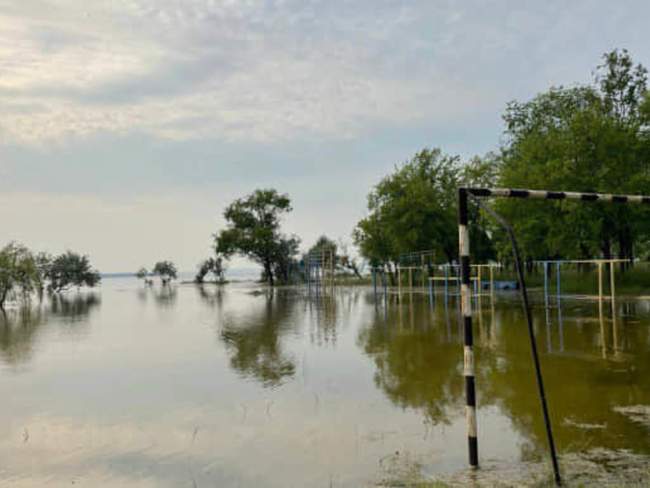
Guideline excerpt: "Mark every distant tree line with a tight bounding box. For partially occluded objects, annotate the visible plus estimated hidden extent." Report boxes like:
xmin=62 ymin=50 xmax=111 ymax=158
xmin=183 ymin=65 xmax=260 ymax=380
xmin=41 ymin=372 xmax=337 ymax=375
xmin=0 ymin=243 xmax=100 ymax=311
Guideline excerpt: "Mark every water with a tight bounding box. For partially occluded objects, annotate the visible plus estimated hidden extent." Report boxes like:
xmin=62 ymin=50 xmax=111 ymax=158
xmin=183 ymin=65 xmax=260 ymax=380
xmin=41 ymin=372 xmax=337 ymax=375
xmin=0 ymin=281 xmax=648 ymax=487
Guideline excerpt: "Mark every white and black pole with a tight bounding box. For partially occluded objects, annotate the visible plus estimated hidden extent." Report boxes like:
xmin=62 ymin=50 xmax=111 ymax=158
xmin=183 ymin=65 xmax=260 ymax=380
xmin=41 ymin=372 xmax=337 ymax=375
xmin=458 ymin=188 xmax=478 ymax=467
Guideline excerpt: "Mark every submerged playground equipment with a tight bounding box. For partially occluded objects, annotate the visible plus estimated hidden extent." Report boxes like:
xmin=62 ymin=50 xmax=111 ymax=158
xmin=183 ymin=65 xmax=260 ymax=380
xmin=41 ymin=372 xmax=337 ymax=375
xmin=305 ymin=248 xmax=336 ymax=292
xmin=459 ymin=187 xmax=650 ymax=486
xmin=536 ymin=258 xmax=631 ymax=306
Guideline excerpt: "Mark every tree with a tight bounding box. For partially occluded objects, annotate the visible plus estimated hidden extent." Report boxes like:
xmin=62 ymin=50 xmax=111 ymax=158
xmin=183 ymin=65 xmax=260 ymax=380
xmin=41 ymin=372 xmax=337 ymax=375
xmin=0 ymin=243 xmax=38 ymax=311
xmin=495 ymin=49 xmax=650 ymax=265
xmin=308 ymin=235 xmax=337 ymax=257
xmin=214 ymin=189 xmax=299 ymax=287
xmin=152 ymin=261 xmax=177 ymax=285
xmin=195 ymin=257 xmax=225 ymax=284
xmin=354 ymin=148 xmax=495 ymax=279
xmin=337 ymin=239 xmax=364 ymax=279
xmin=46 ymin=251 xmax=101 ymax=293
xmin=34 ymin=252 xmax=52 ymax=300
xmin=136 ymin=267 xmax=152 ymax=286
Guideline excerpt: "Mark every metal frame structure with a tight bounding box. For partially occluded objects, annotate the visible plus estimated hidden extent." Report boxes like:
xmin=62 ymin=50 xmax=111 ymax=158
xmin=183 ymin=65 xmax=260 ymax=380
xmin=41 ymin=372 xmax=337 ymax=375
xmin=536 ymin=259 xmax=630 ymax=306
xmin=458 ymin=187 xmax=650 ymax=486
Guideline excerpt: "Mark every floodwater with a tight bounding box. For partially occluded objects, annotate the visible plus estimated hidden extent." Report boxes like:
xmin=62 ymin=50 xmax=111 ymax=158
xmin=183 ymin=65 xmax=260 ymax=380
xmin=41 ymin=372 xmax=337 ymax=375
xmin=0 ymin=280 xmax=649 ymax=487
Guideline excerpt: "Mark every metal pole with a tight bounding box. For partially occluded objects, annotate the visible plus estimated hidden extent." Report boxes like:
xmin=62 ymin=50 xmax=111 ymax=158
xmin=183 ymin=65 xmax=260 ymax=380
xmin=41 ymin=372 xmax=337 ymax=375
xmin=469 ymin=193 xmax=561 ymax=486
xmin=421 ymin=255 xmax=426 ymax=289
xmin=598 ymin=262 xmax=603 ymax=303
xmin=490 ymin=265 xmax=494 ymax=301
xmin=398 ymin=266 xmax=402 ymax=296
xmin=458 ymin=189 xmax=478 ymax=467
xmin=556 ymin=262 xmax=561 ymax=304
xmin=609 ymin=261 xmax=616 ymax=302
xmin=444 ymin=265 xmax=449 ymax=301
xmin=544 ymin=262 xmax=549 ymax=309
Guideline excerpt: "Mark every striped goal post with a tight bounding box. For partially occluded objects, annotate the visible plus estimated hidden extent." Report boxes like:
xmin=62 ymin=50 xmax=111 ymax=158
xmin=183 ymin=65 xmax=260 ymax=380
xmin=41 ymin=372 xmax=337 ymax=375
xmin=458 ymin=187 xmax=650 ymax=484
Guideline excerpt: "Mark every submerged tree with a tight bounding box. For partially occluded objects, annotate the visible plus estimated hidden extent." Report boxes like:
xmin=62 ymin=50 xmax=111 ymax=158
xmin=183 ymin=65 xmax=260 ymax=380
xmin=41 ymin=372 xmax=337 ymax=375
xmin=214 ymin=189 xmax=299 ymax=286
xmin=0 ymin=243 xmax=38 ymax=311
xmin=46 ymin=251 xmax=101 ymax=294
xmin=194 ymin=257 xmax=226 ymax=284
xmin=152 ymin=261 xmax=177 ymax=285
xmin=136 ymin=267 xmax=153 ymax=286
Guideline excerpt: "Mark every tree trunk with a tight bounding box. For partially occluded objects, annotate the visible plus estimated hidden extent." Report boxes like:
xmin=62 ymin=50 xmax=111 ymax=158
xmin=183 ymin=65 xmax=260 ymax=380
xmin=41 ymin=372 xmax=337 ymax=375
xmin=265 ymin=259 xmax=274 ymax=287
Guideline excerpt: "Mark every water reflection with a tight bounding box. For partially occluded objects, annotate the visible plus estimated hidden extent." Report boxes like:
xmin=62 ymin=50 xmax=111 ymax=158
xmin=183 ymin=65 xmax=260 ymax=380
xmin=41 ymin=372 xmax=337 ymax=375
xmin=0 ymin=293 xmax=100 ymax=365
xmin=359 ymin=298 xmax=463 ymax=425
xmin=360 ymin=293 xmax=650 ymax=463
xmin=220 ymin=291 xmax=298 ymax=387
xmin=196 ymin=284 xmax=224 ymax=308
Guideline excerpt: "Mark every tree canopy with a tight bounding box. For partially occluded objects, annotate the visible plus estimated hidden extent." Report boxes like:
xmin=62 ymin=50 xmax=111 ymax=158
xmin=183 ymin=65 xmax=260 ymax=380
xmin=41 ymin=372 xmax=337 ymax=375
xmin=494 ymin=49 xmax=650 ymax=263
xmin=354 ymin=148 xmax=495 ymax=272
xmin=0 ymin=243 xmax=38 ymax=310
xmin=214 ymin=189 xmax=299 ymax=286
xmin=46 ymin=251 xmax=101 ymax=293
xmin=152 ymin=261 xmax=178 ymax=284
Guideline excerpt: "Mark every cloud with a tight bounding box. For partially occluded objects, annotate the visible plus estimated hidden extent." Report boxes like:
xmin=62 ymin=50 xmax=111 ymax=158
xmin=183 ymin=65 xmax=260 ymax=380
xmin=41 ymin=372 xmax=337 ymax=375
xmin=0 ymin=1 xmax=501 ymax=145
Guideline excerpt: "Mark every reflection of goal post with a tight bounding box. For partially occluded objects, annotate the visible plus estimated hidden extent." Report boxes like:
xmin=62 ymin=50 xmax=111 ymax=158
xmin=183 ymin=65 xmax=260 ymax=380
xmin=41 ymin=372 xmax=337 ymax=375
xmin=458 ymin=187 xmax=649 ymax=481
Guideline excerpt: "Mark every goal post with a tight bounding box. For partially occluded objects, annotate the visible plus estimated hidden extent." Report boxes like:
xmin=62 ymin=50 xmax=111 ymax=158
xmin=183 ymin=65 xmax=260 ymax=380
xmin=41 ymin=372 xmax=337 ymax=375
xmin=458 ymin=186 xmax=650 ymax=485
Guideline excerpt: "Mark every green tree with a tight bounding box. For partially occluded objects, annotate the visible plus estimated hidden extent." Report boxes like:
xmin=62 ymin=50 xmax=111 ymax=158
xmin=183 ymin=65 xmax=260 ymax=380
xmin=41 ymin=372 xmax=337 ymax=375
xmin=194 ymin=257 xmax=225 ymax=284
xmin=46 ymin=251 xmax=101 ymax=293
xmin=152 ymin=261 xmax=177 ymax=285
xmin=496 ymin=49 xmax=650 ymax=264
xmin=214 ymin=189 xmax=299 ymax=287
xmin=0 ymin=243 xmax=38 ymax=311
xmin=354 ymin=148 xmax=495 ymax=278
xmin=135 ymin=267 xmax=152 ymax=286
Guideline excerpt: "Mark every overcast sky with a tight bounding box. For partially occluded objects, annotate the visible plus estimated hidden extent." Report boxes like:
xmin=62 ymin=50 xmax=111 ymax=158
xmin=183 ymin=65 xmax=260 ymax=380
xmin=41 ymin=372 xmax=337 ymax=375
xmin=1 ymin=0 xmax=649 ymax=273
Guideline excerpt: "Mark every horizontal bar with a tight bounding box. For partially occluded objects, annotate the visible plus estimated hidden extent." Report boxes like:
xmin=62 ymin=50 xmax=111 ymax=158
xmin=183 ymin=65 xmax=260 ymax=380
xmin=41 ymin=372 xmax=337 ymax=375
xmin=466 ymin=187 xmax=650 ymax=204
xmin=533 ymin=259 xmax=632 ymax=264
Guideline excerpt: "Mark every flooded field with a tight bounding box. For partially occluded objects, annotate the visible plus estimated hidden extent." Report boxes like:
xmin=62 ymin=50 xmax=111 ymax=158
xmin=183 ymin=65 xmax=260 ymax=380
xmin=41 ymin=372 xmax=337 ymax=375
xmin=0 ymin=280 xmax=649 ymax=487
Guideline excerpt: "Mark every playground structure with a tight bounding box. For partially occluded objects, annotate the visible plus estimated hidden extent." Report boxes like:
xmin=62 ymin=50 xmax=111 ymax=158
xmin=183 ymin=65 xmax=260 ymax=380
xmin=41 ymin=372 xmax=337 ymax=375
xmin=305 ymin=248 xmax=336 ymax=292
xmin=536 ymin=258 xmax=631 ymax=306
xmin=371 ymin=261 xmax=499 ymax=305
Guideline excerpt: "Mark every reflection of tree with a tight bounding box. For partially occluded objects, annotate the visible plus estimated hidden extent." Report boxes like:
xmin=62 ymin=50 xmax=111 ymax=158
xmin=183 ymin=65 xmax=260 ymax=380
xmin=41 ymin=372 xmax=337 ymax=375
xmin=50 ymin=293 xmax=101 ymax=321
xmin=359 ymin=294 xmax=650 ymax=462
xmin=358 ymin=298 xmax=463 ymax=425
xmin=197 ymin=285 xmax=224 ymax=308
xmin=152 ymin=285 xmax=177 ymax=307
xmin=0 ymin=307 xmax=47 ymax=365
xmin=478 ymin=301 xmax=650 ymax=460
xmin=0 ymin=293 xmax=100 ymax=365
xmin=220 ymin=291 xmax=297 ymax=387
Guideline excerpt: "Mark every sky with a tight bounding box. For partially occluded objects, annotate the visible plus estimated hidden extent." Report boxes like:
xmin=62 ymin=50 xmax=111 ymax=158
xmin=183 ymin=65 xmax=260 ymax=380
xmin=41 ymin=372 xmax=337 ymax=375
xmin=1 ymin=0 xmax=650 ymax=273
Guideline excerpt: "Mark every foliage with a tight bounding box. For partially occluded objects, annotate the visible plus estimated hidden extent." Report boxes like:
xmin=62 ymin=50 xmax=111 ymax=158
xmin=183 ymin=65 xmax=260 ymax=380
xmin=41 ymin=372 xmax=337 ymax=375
xmin=495 ymin=49 xmax=650 ymax=264
xmin=195 ymin=257 xmax=225 ymax=284
xmin=354 ymin=148 xmax=496 ymax=275
xmin=0 ymin=243 xmax=38 ymax=310
xmin=47 ymin=251 xmax=101 ymax=293
xmin=136 ymin=267 xmax=149 ymax=280
xmin=214 ymin=189 xmax=299 ymax=286
xmin=152 ymin=261 xmax=177 ymax=284
xmin=308 ymin=235 xmax=337 ymax=257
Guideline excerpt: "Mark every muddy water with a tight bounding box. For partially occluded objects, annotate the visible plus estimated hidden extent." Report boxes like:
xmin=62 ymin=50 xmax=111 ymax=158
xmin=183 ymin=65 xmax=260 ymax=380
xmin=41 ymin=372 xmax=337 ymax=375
xmin=0 ymin=281 xmax=648 ymax=487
